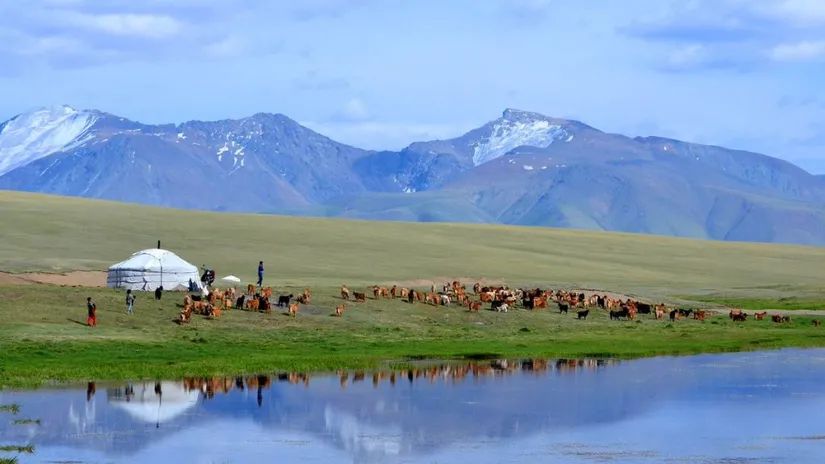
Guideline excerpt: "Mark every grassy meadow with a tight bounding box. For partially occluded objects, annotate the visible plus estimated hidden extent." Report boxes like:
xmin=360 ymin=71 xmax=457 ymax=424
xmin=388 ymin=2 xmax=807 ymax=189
xmin=3 ymin=284 xmax=825 ymax=388
xmin=1 ymin=190 xmax=825 ymax=387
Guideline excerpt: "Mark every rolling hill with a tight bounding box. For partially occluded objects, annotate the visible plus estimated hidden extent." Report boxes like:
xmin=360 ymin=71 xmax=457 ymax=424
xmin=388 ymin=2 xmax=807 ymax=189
xmin=1 ymin=106 xmax=824 ymax=244
xmin=1 ymin=190 xmax=823 ymax=297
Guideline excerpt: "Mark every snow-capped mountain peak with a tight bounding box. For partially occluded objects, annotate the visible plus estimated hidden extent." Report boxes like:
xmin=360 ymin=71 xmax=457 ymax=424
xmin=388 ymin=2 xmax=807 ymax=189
xmin=0 ymin=105 xmax=98 ymax=176
xmin=471 ymin=109 xmax=569 ymax=166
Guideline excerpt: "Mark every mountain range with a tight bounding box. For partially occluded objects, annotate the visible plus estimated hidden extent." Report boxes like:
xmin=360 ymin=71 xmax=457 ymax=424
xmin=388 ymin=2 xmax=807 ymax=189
xmin=1 ymin=105 xmax=824 ymax=245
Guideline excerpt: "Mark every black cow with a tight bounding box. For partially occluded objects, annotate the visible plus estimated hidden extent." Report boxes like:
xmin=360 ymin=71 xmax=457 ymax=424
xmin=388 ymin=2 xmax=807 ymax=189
xmin=558 ymin=302 xmax=569 ymax=314
xmin=491 ymin=300 xmax=507 ymax=311
xmin=610 ymin=309 xmax=628 ymax=320
xmin=576 ymin=309 xmax=589 ymax=320
xmin=277 ymin=294 xmax=293 ymax=308
xmin=522 ymin=298 xmax=534 ymax=310
xmin=636 ymin=302 xmax=652 ymax=314
xmin=678 ymin=308 xmax=693 ymax=318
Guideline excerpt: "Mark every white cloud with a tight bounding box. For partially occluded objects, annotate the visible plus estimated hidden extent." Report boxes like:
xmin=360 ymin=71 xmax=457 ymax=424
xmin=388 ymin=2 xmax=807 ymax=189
xmin=770 ymin=40 xmax=825 ymax=61
xmin=666 ymin=44 xmax=707 ymax=68
xmin=758 ymin=0 xmax=825 ymax=25
xmin=62 ymin=12 xmax=182 ymax=39
xmin=342 ymin=98 xmax=369 ymax=121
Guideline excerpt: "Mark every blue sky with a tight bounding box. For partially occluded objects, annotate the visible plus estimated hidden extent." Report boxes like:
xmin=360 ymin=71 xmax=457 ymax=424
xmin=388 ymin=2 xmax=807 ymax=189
xmin=1 ymin=0 xmax=824 ymax=173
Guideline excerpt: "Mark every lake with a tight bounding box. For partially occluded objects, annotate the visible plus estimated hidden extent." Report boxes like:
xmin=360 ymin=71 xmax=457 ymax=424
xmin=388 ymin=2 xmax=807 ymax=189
xmin=2 ymin=349 xmax=825 ymax=463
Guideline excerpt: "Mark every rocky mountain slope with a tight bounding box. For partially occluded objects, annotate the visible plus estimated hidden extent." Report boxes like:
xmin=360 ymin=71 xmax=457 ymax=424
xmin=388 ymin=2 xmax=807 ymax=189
xmin=1 ymin=105 xmax=824 ymax=244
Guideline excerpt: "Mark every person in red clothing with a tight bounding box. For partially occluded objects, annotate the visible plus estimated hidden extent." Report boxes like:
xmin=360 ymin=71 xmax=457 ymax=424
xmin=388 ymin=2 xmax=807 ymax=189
xmin=86 ymin=297 xmax=97 ymax=327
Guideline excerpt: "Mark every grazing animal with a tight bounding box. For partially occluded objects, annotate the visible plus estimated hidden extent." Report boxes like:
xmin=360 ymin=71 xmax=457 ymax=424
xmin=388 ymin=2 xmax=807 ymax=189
xmin=335 ymin=304 xmax=345 ymax=317
xmin=259 ymin=296 xmax=271 ymax=313
xmin=247 ymin=284 xmax=255 ymax=295
xmin=288 ymin=302 xmax=299 ymax=317
xmin=576 ymin=309 xmax=589 ymax=320
xmin=669 ymin=309 xmax=680 ymax=321
xmin=782 ymin=315 xmax=791 ymax=323
xmin=467 ymin=301 xmax=482 ymax=312
xmin=390 ymin=285 xmax=398 ymax=298
xmin=491 ymin=300 xmax=507 ymax=311
xmin=558 ymin=302 xmax=569 ymax=314
xmin=533 ymin=297 xmax=547 ymax=310
xmin=277 ymin=294 xmax=293 ymax=307
xmin=406 ymin=290 xmax=416 ymax=304
xmin=813 ymin=320 xmax=821 ymax=327
xmin=754 ymin=311 xmax=767 ymax=320
xmin=677 ymin=308 xmax=693 ymax=318
xmin=340 ymin=286 xmax=350 ymax=300
xmin=654 ymin=304 xmax=666 ymax=320
xmin=610 ymin=309 xmax=628 ymax=320
xmin=731 ymin=312 xmax=748 ymax=322
xmin=246 ymin=298 xmax=259 ymax=311
xmin=636 ymin=302 xmax=652 ymax=314
xmin=354 ymin=292 xmax=366 ymax=303
xmin=729 ymin=309 xmax=743 ymax=320
xmin=771 ymin=314 xmax=783 ymax=323
xmin=440 ymin=294 xmax=451 ymax=306
xmin=693 ymin=310 xmax=707 ymax=321
xmin=496 ymin=303 xmax=509 ymax=313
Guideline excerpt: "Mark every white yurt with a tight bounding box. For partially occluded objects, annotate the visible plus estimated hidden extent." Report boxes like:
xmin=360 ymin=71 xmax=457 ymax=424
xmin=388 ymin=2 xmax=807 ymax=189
xmin=107 ymin=249 xmax=201 ymax=292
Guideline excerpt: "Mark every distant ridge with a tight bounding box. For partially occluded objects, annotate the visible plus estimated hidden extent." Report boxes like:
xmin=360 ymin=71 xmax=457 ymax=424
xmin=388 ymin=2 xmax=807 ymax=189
xmin=1 ymin=106 xmax=824 ymax=245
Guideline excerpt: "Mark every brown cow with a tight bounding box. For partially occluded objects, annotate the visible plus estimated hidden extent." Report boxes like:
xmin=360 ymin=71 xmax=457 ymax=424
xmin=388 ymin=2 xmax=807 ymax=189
xmin=372 ymin=286 xmax=381 ymax=299
xmin=390 ymin=285 xmax=398 ymax=299
xmin=467 ymin=301 xmax=482 ymax=312
xmin=731 ymin=312 xmax=747 ymax=322
xmin=247 ymin=284 xmax=255 ymax=295
xmin=754 ymin=311 xmax=767 ymax=320
xmin=654 ymin=304 xmax=666 ymax=320
xmin=771 ymin=314 xmax=783 ymax=323
xmin=533 ymin=297 xmax=547 ymax=310
xmin=353 ymin=292 xmax=366 ymax=302
xmin=335 ymin=304 xmax=345 ymax=317
xmin=693 ymin=310 xmax=707 ymax=321
xmin=341 ymin=285 xmax=351 ymax=300
xmin=288 ymin=302 xmax=299 ymax=317
xmin=729 ymin=309 xmax=743 ymax=320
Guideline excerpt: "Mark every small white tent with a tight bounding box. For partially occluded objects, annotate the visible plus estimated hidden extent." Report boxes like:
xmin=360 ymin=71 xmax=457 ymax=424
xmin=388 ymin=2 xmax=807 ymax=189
xmin=107 ymin=249 xmax=201 ymax=292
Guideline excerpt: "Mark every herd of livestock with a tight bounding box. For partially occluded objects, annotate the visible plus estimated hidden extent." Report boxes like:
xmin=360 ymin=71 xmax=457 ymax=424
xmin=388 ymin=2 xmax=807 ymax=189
xmin=174 ymin=280 xmax=818 ymax=326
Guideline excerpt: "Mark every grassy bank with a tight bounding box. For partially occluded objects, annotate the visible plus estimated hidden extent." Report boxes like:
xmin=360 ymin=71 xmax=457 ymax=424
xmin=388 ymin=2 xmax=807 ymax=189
xmin=2 ymin=284 xmax=824 ymax=388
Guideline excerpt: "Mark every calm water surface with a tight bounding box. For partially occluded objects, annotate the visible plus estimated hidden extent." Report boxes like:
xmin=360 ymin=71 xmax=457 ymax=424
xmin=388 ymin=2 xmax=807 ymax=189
xmin=2 ymin=349 xmax=825 ymax=463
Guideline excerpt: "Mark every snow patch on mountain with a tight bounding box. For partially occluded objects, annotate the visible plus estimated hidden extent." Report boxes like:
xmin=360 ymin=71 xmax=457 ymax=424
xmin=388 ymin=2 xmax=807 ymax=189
xmin=471 ymin=115 xmax=568 ymax=166
xmin=0 ymin=105 xmax=97 ymax=176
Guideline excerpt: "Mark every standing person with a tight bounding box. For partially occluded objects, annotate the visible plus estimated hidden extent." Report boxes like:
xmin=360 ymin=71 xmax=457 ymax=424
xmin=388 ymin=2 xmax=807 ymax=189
xmin=126 ymin=289 xmax=136 ymax=315
xmin=86 ymin=297 xmax=97 ymax=327
xmin=257 ymin=261 xmax=264 ymax=287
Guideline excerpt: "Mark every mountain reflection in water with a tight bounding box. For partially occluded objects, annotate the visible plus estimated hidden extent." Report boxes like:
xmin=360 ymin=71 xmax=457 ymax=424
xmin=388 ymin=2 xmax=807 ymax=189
xmin=2 ymin=351 xmax=825 ymax=464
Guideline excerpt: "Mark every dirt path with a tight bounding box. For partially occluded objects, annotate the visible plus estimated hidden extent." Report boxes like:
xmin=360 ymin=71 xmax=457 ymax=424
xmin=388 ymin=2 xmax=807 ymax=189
xmin=0 ymin=271 xmax=106 ymax=287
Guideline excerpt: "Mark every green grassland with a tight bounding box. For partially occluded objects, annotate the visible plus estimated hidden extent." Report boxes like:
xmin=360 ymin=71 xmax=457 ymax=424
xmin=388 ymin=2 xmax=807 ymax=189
xmin=1 ymin=190 xmax=825 ymax=387
xmin=2 ymin=284 xmax=825 ymax=388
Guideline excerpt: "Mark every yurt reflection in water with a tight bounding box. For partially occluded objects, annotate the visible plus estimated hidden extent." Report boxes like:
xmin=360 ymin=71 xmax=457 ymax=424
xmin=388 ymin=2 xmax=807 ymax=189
xmin=107 ymin=381 xmax=200 ymax=426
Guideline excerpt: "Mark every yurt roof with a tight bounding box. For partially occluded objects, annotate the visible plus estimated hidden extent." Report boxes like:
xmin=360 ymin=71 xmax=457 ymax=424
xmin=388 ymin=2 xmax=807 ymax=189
xmin=109 ymin=249 xmax=197 ymax=272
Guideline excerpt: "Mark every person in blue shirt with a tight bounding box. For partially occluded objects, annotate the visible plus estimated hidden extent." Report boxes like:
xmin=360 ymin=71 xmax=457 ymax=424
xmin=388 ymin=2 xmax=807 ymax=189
xmin=257 ymin=261 xmax=264 ymax=287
